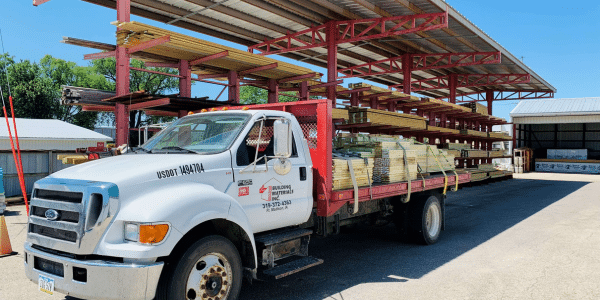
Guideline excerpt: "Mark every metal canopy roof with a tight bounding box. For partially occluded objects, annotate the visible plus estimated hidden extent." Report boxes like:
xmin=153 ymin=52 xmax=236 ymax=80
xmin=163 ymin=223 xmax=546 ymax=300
xmin=81 ymin=0 xmax=555 ymax=99
xmin=510 ymin=98 xmax=600 ymax=117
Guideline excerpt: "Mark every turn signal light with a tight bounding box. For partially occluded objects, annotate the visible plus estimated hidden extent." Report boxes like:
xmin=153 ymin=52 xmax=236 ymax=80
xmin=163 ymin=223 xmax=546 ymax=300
xmin=200 ymin=109 xmax=207 ymax=113
xmin=222 ymin=107 xmax=228 ymax=111
xmin=242 ymin=106 xmax=249 ymax=110
xmin=139 ymin=224 xmax=170 ymax=244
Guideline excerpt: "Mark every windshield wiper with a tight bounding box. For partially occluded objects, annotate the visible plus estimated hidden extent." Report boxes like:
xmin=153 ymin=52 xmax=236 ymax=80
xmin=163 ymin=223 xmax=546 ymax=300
xmin=151 ymin=146 xmax=198 ymax=154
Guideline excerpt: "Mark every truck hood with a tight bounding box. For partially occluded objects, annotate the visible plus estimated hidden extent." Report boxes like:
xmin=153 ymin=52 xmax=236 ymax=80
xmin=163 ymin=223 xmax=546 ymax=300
xmin=48 ymin=153 xmax=234 ymax=194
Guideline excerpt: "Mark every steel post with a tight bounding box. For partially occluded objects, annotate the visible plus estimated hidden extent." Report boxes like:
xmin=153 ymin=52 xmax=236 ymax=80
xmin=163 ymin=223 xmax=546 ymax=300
xmin=402 ymin=54 xmax=412 ymax=95
xmin=326 ymin=21 xmax=338 ymax=101
xmin=369 ymin=97 xmax=378 ymax=109
xmin=267 ymin=79 xmax=278 ymax=103
xmin=228 ymin=70 xmax=240 ymax=103
xmin=486 ymin=89 xmax=494 ymax=115
xmin=115 ymin=0 xmax=130 ymax=146
xmin=449 ymin=73 xmax=457 ymax=103
xmin=300 ymin=81 xmax=309 ymax=101
xmin=178 ymin=60 xmax=191 ymax=98
xmin=350 ymin=92 xmax=359 ymax=107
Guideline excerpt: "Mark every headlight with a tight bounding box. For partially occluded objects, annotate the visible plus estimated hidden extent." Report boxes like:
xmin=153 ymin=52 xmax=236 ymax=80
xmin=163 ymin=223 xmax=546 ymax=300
xmin=124 ymin=222 xmax=170 ymax=244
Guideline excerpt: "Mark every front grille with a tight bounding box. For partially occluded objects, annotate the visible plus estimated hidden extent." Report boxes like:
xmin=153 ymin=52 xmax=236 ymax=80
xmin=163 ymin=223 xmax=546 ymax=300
xmin=34 ymin=189 xmax=83 ymax=203
xmin=29 ymin=224 xmax=78 ymax=243
xmin=31 ymin=206 xmax=79 ymax=223
xmin=34 ymin=257 xmax=64 ymax=277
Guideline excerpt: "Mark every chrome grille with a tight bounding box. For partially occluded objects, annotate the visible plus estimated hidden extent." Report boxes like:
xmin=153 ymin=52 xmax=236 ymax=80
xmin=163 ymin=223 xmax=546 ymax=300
xmin=26 ymin=178 xmax=119 ymax=255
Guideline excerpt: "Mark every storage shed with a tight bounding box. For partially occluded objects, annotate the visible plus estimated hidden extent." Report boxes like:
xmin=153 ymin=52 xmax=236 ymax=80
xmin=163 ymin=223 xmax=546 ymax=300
xmin=511 ymin=98 xmax=600 ymax=173
xmin=0 ymin=118 xmax=111 ymax=197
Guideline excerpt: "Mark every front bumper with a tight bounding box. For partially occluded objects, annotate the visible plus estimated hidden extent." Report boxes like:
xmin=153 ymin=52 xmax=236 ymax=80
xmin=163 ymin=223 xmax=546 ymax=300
xmin=24 ymin=243 xmax=164 ymax=300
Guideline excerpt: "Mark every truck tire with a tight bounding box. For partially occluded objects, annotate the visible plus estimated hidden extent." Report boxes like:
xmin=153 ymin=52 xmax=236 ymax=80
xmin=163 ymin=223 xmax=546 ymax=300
xmin=409 ymin=193 xmax=443 ymax=245
xmin=158 ymin=235 xmax=242 ymax=300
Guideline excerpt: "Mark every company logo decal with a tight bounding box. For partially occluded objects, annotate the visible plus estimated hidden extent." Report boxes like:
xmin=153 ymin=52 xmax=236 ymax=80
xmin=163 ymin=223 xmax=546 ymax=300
xmin=239 ymin=187 xmax=250 ymax=197
xmin=45 ymin=209 xmax=60 ymax=221
xmin=259 ymin=178 xmax=294 ymax=202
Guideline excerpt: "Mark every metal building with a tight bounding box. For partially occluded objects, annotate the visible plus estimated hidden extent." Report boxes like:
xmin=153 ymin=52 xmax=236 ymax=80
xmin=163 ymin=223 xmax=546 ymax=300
xmin=511 ymin=98 xmax=600 ymax=171
xmin=0 ymin=118 xmax=111 ymax=197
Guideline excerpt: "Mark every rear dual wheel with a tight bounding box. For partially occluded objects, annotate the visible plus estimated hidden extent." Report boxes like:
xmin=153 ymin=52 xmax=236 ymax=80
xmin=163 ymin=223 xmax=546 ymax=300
xmin=394 ymin=193 xmax=443 ymax=245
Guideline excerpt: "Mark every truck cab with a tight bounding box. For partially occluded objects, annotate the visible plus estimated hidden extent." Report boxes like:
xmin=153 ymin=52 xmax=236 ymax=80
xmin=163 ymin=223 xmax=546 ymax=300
xmin=24 ymin=109 xmax=316 ymax=300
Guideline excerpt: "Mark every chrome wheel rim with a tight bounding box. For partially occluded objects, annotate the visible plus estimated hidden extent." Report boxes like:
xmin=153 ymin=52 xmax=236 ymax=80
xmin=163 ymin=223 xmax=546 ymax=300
xmin=186 ymin=253 xmax=233 ymax=300
xmin=425 ymin=202 xmax=441 ymax=238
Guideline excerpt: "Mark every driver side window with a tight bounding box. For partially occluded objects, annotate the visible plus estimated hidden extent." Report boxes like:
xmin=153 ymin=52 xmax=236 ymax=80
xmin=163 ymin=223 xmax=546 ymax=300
xmin=236 ymin=119 xmax=297 ymax=166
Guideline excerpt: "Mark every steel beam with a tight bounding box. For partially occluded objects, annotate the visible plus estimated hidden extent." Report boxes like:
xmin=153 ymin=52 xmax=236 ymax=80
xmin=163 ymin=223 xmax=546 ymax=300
xmin=449 ymin=73 xmax=457 ymax=103
xmin=145 ymin=62 xmax=179 ymax=68
xmin=195 ymin=73 xmax=229 ymax=80
xmin=267 ymin=79 xmax=278 ymax=103
xmin=454 ymin=90 xmax=554 ymax=102
xmin=84 ymin=51 xmax=116 ymax=60
xmin=404 ymin=73 xmax=531 ymax=92
xmin=228 ymin=70 xmax=240 ymax=103
xmin=339 ymin=51 xmax=500 ymax=80
xmin=189 ymin=51 xmax=229 ymax=66
xmin=115 ymin=0 xmax=130 ymax=146
xmin=326 ymin=22 xmax=338 ymax=101
xmin=486 ymin=90 xmax=493 ymax=115
xmin=300 ymin=81 xmax=309 ymax=101
xmin=248 ymin=12 xmax=448 ymax=55
xmin=128 ymin=98 xmax=171 ymax=110
xmin=126 ymin=35 xmax=170 ymax=54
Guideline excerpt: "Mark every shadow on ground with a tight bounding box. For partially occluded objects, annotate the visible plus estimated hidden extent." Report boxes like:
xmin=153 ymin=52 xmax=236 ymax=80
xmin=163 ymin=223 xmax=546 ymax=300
xmin=238 ymin=178 xmax=590 ymax=300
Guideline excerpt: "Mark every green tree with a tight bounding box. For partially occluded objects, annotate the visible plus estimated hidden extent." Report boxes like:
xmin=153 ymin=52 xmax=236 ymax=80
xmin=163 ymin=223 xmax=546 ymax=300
xmin=240 ymin=85 xmax=313 ymax=104
xmin=91 ymin=57 xmax=180 ymax=130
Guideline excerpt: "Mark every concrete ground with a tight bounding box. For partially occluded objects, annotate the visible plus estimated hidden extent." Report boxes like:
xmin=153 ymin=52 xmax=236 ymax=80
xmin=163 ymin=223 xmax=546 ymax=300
xmin=1 ymin=172 xmax=599 ymax=300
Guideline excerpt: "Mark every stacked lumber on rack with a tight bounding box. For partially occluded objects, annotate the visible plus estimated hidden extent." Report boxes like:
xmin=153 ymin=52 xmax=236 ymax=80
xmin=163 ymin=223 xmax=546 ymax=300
xmin=488 ymin=132 xmax=512 ymax=140
xmin=347 ymin=107 xmax=427 ymax=130
xmin=463 ymin=149 xmax=488 ymax=158
xmin=477 ymin=164 xmax=496 ymax=172
xmin=468 ymin=169 xmax=488 ymax=181
xmin=488 ymin=149 xmax=506 ymax=157
xmin=428 ymin=125 xmax=460 ymax=135
xmin=460 ymin=102 xmax=488 ymax=115
xmin=332 ymin=108 xmax=349 ymax=121
xmin=460 ymin=129 xmax=488 ymax=138
xmin=442 ymin=143 xmax=472 ymax=150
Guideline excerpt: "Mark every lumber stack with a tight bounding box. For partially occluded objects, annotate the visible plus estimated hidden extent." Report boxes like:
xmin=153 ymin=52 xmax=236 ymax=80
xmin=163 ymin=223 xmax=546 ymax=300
xmin=468 ymin=169 xmax=488 ymax=181
xmin=445 ymin=149 xmax=462 ymax=157
xmin=410 ymin=144 xmax=455 ymax=173
xmin=488 ymin=170 xmax=505 ymax=178
xmin=488 ymin=149 xmax=506 ymax=157
xmin=488 ymin=132 xmax=512 ymax=140
xmin=332 ymin=108 xmax=349 ymax=121
xmin=428 ymin=125 xmax=460 ymax=135
xmin=460 ymin=102 xmax=488 ymax=115
xmin=463 ymin=149 xmax=488 ymax=158
xmin=332 ymin=158 xmax=375 ymax=191
xmin=477 ymin=164 xmax=496 ymax=172
xmin=347 ymin=107 xmax=427 ymax=130
xmin=372 ymin=145 xmax=418 ymax=183
xmin=460 ymin=129 xmax=488 ymax=138
xmin=442 ymin=143 xmax=471 ymax=150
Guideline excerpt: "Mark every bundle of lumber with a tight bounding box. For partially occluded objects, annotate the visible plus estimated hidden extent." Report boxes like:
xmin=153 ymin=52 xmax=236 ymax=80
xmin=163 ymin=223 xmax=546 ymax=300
xmin=460 ymin=129 xmax=488 ymax=138
xmin=463 ymin=149 xmax=488 ymax=158
xmin=332 ymin=158 xmax=374 ymax=191
xmin=445 ymin=149 xmax=462 ymax=157
xmin=477 ymin=164 xmax=496 ymax=172
xmin=347 ymin=107 xmax=427 ymax=130
xmin=488 ymin=149 xmax=506 ymax=157
xmin=460 ymin=102 xmax=488 ymax=115
xmin=488 ymin=132 xmax=512 ymax=140
xmin=428 ymin=125 xmax=460 ymax=135
xmin=468 ymin=169 xmax=488 ymax=181
xmin=410 ymin=144 xmax=455 ymax=173
xmin=441 ymin=143 xmax=471 ymax=150
xmin=372 ymin=144 xmax=418 ymax=183
xmin=488 ymin=170 xmax=505 ymax=178
xmin=332 ymin=108 xmax=349 ymax=121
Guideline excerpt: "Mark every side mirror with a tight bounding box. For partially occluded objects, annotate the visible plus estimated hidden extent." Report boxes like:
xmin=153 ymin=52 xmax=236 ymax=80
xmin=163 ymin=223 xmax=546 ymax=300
xmin=273 ymin=118 xmax=292 ymax=158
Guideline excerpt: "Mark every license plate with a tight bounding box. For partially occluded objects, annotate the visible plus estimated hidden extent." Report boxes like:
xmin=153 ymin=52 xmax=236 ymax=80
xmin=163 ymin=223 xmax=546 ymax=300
xmin=38 ymin=274 xmax=55 ymax=295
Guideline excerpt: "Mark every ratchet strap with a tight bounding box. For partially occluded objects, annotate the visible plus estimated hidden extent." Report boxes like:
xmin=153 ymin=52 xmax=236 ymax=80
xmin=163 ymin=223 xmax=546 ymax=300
xmin=333 ymin=153 xmax=372 ymax=214
xmin=396 ymin=142 xmax=411 ymax=203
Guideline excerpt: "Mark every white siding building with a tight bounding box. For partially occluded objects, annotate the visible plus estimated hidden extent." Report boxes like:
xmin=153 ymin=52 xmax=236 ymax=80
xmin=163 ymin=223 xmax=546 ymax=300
xmin=0 ymin=119 xmax=111 ymax=197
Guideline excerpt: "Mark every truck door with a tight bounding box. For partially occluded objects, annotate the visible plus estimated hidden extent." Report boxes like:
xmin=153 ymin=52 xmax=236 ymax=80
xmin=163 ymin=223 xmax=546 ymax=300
xmin=231 ymin=117 xmax=311 ymax=233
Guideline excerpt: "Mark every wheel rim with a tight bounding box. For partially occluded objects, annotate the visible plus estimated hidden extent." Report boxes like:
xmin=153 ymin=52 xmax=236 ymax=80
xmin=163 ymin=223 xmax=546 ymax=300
xmin=186 ymin=253 xmax=233 ymax=300
xmin=425 ymin=202 xmax=441 ymax=238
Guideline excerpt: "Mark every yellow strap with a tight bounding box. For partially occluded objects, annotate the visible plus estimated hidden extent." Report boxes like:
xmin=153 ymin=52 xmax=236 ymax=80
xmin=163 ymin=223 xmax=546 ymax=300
xmin=427 ymin=145 xmax=448 ymax=195
xmin=396 ymin=142 xmax=411 ymax=203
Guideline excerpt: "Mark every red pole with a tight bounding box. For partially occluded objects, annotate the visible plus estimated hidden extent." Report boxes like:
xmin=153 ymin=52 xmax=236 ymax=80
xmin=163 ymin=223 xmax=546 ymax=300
xmin=115 ymin=0 xmax=131 ymax=146
xmin=402 ymin=54 xmax=412 ymax=95
xmin=449 ymin=73 xmax=457 ymax=103
xmin=3 ymin=106 xmax=29 ymax=215
xmin=486 ymin=90 xmax=494 ymax=115
xmin=326 ymin=21 xmax=338 ymax=102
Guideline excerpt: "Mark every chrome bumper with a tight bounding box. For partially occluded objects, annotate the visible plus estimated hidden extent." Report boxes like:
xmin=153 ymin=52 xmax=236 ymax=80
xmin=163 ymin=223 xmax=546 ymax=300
xmin=24 ymin=243 xmax=164 ymax=300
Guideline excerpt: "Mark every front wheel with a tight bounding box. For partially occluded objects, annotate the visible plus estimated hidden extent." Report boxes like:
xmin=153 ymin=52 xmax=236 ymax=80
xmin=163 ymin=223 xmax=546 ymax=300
xmin=159 ymin=235 xmax=243 ymax=300
xmin=409 ymin=194 xmax=443 ymax=245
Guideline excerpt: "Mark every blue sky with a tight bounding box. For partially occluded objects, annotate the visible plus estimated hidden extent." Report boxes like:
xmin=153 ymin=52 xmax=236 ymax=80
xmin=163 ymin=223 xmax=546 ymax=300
xmin=1 ymin=0 xmax=599 ymax=123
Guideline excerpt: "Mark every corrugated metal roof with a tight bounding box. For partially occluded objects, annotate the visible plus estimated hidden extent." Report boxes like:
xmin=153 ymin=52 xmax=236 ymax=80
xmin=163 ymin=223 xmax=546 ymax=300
xmin=510 ymin=98 xmax=600 ymax=117
xmin=0 ymin=119 xmax=111 ymax=141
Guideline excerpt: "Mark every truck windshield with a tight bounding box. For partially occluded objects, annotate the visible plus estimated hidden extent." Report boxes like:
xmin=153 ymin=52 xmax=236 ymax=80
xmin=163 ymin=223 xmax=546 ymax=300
xmin=141 ymin=113 xmax=250 ymax=154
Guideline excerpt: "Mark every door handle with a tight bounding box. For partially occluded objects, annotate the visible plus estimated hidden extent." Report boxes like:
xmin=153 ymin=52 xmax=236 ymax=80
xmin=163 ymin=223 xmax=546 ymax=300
xmin=299 ymin=167 xmax=307 ymax=181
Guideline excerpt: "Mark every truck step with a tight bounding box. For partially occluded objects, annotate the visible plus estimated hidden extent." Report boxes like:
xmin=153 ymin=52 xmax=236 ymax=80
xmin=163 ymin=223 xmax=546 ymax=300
xmin=255 ymin=228 xmax=312 ymax=247
xmin=260 ymin=256 xmax=324 ymax=280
